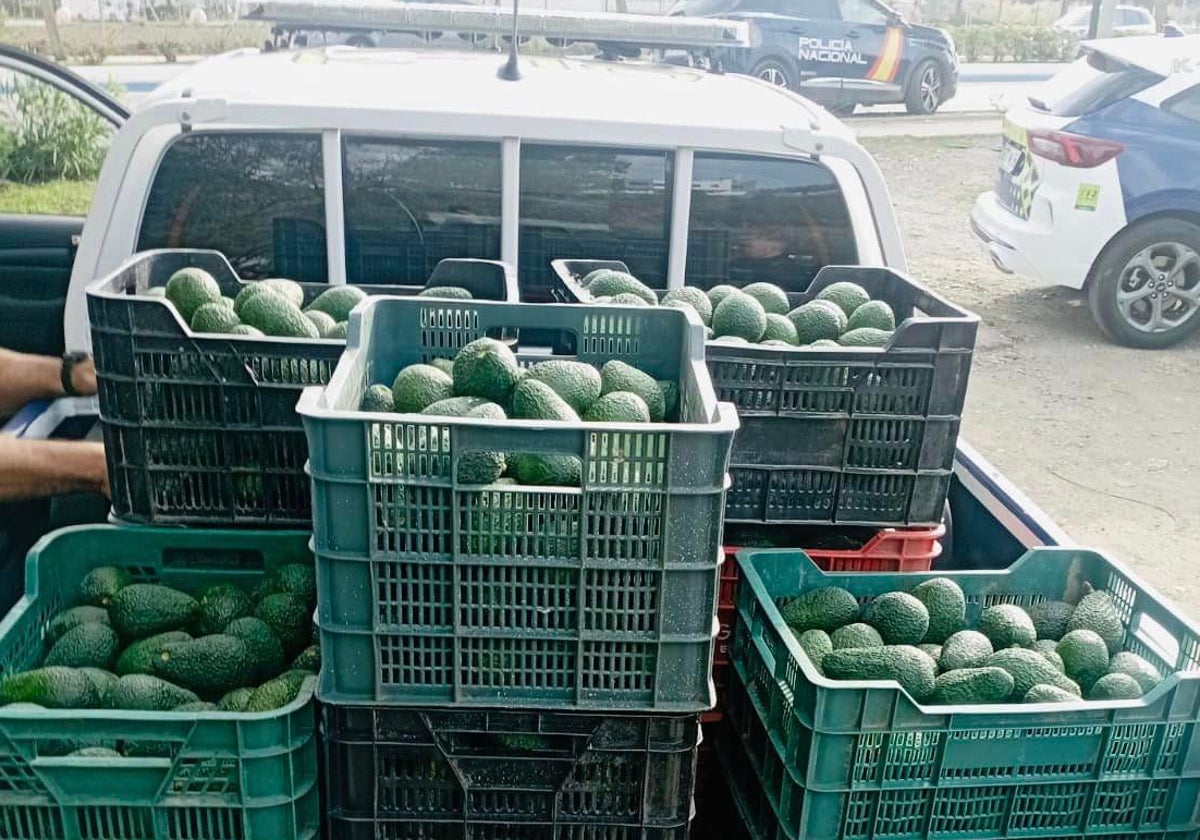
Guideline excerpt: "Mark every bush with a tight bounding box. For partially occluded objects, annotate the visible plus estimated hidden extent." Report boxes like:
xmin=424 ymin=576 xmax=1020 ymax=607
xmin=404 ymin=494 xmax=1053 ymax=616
xmin=0 ymin=77 xmax=110 ymax=183
xmin=947 ymin=23 xmax=1072 ymax=62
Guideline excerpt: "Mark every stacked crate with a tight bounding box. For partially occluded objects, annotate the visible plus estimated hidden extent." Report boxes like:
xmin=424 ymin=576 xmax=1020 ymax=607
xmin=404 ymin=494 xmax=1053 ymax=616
xmin=297 ymin=295 xmax=739 ymax=836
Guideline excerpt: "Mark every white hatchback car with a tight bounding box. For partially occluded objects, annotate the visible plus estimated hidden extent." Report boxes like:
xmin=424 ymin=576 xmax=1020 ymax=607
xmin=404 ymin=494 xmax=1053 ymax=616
xmin=970 ymin=35 xmax=1200 ymax=348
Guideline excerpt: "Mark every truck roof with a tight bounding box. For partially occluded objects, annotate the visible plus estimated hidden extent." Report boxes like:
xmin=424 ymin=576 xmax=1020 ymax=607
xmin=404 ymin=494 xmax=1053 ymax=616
xmin=142 ymin=46 xmax=851 ymax=140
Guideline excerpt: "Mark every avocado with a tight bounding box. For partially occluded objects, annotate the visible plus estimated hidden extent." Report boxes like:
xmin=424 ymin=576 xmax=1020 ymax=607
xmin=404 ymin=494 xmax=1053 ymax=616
xmin=392 ymin=364 xmax=455 ymax=414
xmin=822 ymin=645 xmax=937 ymax=701
xmin=418 ymin=286 xmax=473 ymax=299
xmin=291 ymin=645 xmax=321 ymax=673
xmin=430 ymin=357 xmax=456 ymax=377
xmin=452 ymin=338 xmax=522 ymax=405
xmin=115 ymin=631 xmax=192 ymax=676
xmin=245 ymin=673 xmax=307 ymax=712
xmin=109 ymin=584 xmax=199 ymax=641
xmin=809 ymin=338 xmax=841 ymax=348
xmin=1027 ymin=600 xmax=1073 ymax=642
xmin=233 ymin=278 xmax=305 ymax=316
xmin=598 ymin=361 xmax=665 ymax=422
xmin=45 ymin=623 xmax=120 ymax=670
xmin=862 ymin=592 xmax=930 ymax=646
xmin=360 ymin=384 xmax=394 ymax=412
xmin=1088 ymin=672 xmax=1143 ymax=700
xmin=106 ymin=674 xmax=198 ymax=711
xmin=190 ymin=302 xmax=241 ymax=334
xmin=658 ymin=380 xmax=680 ymax=421
xmin=712 ymin=292 xmax=767 ymax=342
xmin=760 ymin=313 xmax=799 ymax=345
xmin=978 ymin=604 xmax=1037 ymax=649
xmin=78 ymin=668 xmax=118 ymax=701
xmin=217 ymin=687 xmax=254 ymax=712
xmin=778 ymin=587 xmax=859 ymax=634
xmin=918 ymin=644 xmax=943 ymax=666
xmin=0 ymin=667 xmax=101 ymax=708
xmin=1107 ymin=651 xmax=1162 ymax=694
xmin=1034 ymin=639 xmax=1066 ymax=672
xmin=277 ymin=564 xmax=316 ymax=605
xmin=609 ymin=293 xmax=649 ymax=307
xmin=910 ymin=578 xmax=967 ymax=644
xmin=585 ymin=391 xmax=650 ymax=423
xmin=173 ymin=701 xmax=218 ymax=712
xmin=79 ymin=566 xmax=133 ymax=608
xmin=511 ymin=379 xmax=578 ymax=422
xmin=1023 ymin=683 xmax=1079 ymax=703
xmin=229 ymin=324 xmax=265 ymax=337
xmin=741 ymin=282 xmax=790 ymax=316
xmin=930 ymin=667 xmax=1015 ymax=705
xmin=846 ymin=299 xmax=897 ymax=332
xmin=507 ymin=381 xmax=582 ymax=486
xmin=830 ymin=623 xmax=884 ymax=650
xmin=706 ymin=284 xmax=740 ymax=308
xmin=239 ymin=291 xmax=320 ymax=339
xmin=47 ymin=606 xmax=111 ymax=644
xmin=420 ymin=397 xmax=507 ymax=482
xmin=661 ymin=287 xmax=713 ymax=325
xmin=815 ymin=281 xmax=871 ymax=316
xmin=165 ymin=267 xmax=222 ymax=323
xmin=1056 ymin=629 xmax=1110 ymax=691
xmin=223 ymin=617 xmax=286 ymax=680
xmin=524 ymin=360 xmax=602 ymax=414
xmin=938 ymin=630 xmax=993 ymax=672
xmin=154 ymin=635 xmax=256 ymax=697
xmin=325 ymin=321 xmax=348 ymax=339
xmin=838 ymin=327 xmax=893 ymax=347
xmin=792 ymin=628 xmax=833 ymax=674
xmin=304 ymin=309 xmax=337 ymax=337
xmin=306 ymin=285 xmax=367 ymax=322
xmin=584 ymin=270 xmax=657 ymax=305
xmin=255 ymin=593 xmax=311 ymax=657
xmin=984 ymin=648 xmax=1080 ymax=700
xmin=194 ymin=584 xmax=253 ymax=636
xmin=1066 ymin=586 xmax=1125 ymax=654
xmin=787 ymin=300 xmax=847 ymax=344
xmin=68 ymin=747 xmax=122 ymax=758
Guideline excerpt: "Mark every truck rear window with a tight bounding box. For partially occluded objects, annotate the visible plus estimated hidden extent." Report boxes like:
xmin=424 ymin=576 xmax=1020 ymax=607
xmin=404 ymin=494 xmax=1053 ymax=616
xmin=138 ymin=132 xmax=326 ymax=280
xmin=686 ymin=153 xmax=857 ymax=291
xmin=1036 ymin=52 xmax=1161 ymax=117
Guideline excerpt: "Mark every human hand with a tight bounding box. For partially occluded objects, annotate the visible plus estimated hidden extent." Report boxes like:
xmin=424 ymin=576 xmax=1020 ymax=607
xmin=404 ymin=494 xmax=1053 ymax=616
xmin=71 ymin=356 xmax=98 ymax=397
xmin=78 ymin=440 xmax=110 ymax=498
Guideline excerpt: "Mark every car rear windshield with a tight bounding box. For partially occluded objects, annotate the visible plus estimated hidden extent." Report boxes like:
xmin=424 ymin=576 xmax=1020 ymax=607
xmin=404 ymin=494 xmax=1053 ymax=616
xmin=1036 ymin=52 xmax=1162 ymax=117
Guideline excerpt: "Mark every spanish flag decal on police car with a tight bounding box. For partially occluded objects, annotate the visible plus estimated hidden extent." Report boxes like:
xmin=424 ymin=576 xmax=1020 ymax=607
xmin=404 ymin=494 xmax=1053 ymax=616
xmin=866 ymin=27 xmax=904 ymax=83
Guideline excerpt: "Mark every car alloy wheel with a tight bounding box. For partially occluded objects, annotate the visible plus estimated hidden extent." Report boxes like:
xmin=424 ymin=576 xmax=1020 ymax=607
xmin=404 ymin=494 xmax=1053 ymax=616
xmin=758 ymin=66 xmax=787 ymax=86
xmin=1115 ymin=240 xmax=1200 ymax=334
xmin=919 ymin=63 xmax=942 ymax=113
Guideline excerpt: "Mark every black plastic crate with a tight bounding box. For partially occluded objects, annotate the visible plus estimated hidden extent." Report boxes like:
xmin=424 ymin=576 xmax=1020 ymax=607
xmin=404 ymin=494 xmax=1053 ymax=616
xmin=550 ymin=260 xmax=977 ymax=527
xmin=88 ymin=248 xmax=517 ymax=527
xmin=321 ymin=704 xmax=699 ymax=839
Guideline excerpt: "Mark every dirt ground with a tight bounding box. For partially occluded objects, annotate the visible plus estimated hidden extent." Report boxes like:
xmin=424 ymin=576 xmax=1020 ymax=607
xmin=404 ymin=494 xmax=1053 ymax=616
xmin=863 ymin=134 xmax=1200 ymax=620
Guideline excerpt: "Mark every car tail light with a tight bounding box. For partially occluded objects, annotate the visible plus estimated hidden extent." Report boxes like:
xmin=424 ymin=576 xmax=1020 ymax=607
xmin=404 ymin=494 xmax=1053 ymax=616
xmin=1027 ymin=129 xmax=1125 ymax=168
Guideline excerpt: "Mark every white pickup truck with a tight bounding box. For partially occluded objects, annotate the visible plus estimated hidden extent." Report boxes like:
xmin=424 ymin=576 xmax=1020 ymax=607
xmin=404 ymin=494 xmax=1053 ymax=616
xmin=0 ymin=20 xmax=1064 ymax=607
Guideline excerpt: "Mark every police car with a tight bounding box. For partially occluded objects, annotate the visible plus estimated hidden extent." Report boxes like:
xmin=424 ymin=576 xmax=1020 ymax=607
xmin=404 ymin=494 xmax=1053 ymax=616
xmin=667 ymin=0 xmax=958 ymax=114
xmin=971 ymin=34 xmax=1200 ymax=349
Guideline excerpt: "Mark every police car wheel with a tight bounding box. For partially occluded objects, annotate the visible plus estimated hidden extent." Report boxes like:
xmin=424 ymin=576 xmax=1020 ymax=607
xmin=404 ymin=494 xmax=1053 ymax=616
xmin=1087 ymin=217 xmax=1200 ymax=349
xmin=904 ymin=59 xmax=943 ymax=115
xmin=751 ymin=58 xmax=795 ymax=91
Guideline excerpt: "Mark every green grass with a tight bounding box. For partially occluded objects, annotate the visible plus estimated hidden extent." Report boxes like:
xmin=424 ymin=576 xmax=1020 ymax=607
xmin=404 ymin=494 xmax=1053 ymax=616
xmin=0 ymin=180 xmax=95 ymax=215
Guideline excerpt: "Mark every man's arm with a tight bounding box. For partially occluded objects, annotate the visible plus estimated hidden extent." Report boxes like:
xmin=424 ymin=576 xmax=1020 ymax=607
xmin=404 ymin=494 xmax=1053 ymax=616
xmin=0 ymin=349 xmax=97 ymax=416
xmin=0 ymin=438 xmax=109 ymax=502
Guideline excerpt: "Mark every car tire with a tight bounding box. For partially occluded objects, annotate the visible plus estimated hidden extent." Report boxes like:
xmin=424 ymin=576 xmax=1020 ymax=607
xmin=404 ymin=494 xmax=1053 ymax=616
xmin=904 ymin=59 xmax=944 ymax=115
xmin=827 ymin=103 xmax=856 ymax=116
xmin=751 ymin=57 xmax=796 ymax=91
xmin=1086 ymin=217 xmax=1200 ymax=349
xmin=345 ymin=35 xmax=375 ymax=48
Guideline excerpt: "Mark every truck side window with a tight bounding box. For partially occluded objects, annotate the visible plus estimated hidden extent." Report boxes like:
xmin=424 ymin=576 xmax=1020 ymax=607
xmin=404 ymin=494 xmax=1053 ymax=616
xmin=686 ymin=153 xmax=857 ymax=290
xmin=137 ymin=132 xmax=326 ymax=280
xmin=342 ymin=137 xmax=502 ymax=284
xmin=519 ymin=145 xmax=671 ymax=293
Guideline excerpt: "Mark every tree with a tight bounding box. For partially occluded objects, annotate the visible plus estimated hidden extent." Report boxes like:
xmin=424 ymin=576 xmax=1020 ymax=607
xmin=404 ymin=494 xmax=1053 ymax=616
xmin=41 ymin=0 xmax=66 ymax=62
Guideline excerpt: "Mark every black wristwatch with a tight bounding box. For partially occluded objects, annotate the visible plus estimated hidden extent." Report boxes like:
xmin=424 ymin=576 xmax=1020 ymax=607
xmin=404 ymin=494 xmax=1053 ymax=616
xmin=61 ymin=352 xmax=90 ymax=397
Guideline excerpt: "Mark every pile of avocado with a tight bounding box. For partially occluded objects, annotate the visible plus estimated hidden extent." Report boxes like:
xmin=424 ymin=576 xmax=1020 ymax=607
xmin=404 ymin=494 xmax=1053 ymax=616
xmin=359 ymin=337 xmax=681 ymax=487
xmin=148 ymin=266 xmax=478 ymax=339
xmin=578 ymin=268 xmax=897 ymax=349
xmin=780 ymin=577 xmax=1165 ymax=705
xmin=0 ymin=563 xmax=320 ymax=729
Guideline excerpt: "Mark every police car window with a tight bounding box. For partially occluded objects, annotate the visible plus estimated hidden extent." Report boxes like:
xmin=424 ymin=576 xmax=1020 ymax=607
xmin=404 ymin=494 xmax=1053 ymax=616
xmin=838 ymin=0 xmax=889 ymax=25
xmin=520 ymin=145 xmax=670 ymax=291
xmin=1165 ymin=87 xmax=1200 ymax=124
xmin=138 ymin=132 xmax=326 ymax=280
xmin=1039 ymin=53 xmax=1161 ymax=117
xmin=685 ymin=154 xmax=857 ymax=291
xmin=342 ymin=138 xmax=501 ymax=285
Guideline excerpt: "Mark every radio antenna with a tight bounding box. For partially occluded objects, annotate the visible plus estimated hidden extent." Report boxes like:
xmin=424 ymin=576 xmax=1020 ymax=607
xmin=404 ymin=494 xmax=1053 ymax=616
xmin=497 ymin=0 xmax=521 ymax=81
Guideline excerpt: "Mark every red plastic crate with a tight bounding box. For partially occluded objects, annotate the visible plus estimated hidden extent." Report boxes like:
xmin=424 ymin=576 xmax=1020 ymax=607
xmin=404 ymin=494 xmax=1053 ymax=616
xmin=706 ymin=524 xmax=944 ymax=723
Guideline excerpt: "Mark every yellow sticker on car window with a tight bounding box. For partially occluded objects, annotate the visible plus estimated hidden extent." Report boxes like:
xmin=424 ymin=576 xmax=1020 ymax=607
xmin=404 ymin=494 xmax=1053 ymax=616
xmin=1076 ymin=184 xmax=1100 ymax=211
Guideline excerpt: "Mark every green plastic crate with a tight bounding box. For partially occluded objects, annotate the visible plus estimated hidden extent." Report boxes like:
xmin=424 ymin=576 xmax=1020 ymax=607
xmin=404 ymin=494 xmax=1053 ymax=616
xmin=298 ymin=297 xmax=739 ymax=711
xmin=727 ymin=547 xmax=1200 ymax=839
xmin=0 ymin=525 xmax=319 ymax=840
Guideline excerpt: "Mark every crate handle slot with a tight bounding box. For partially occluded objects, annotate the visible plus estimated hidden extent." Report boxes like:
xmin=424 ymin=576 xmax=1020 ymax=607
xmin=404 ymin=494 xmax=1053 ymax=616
xmin=161 ymin=547 xmax=268 ymax=572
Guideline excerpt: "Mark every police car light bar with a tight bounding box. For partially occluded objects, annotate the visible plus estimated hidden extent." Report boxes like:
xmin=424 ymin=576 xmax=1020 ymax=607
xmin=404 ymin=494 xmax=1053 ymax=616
xmin=241 ymin=0 xmax=750 ymax=49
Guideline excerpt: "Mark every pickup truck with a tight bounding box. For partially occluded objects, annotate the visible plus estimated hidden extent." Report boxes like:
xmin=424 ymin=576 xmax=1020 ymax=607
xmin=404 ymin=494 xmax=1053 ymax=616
xmin=0 ymin=35 xmax=1066 ymax=613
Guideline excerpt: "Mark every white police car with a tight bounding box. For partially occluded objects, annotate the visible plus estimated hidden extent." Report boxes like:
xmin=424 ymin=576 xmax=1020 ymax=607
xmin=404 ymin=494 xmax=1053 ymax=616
xmin=971 ymin=34 xmax=1200 ymax=349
